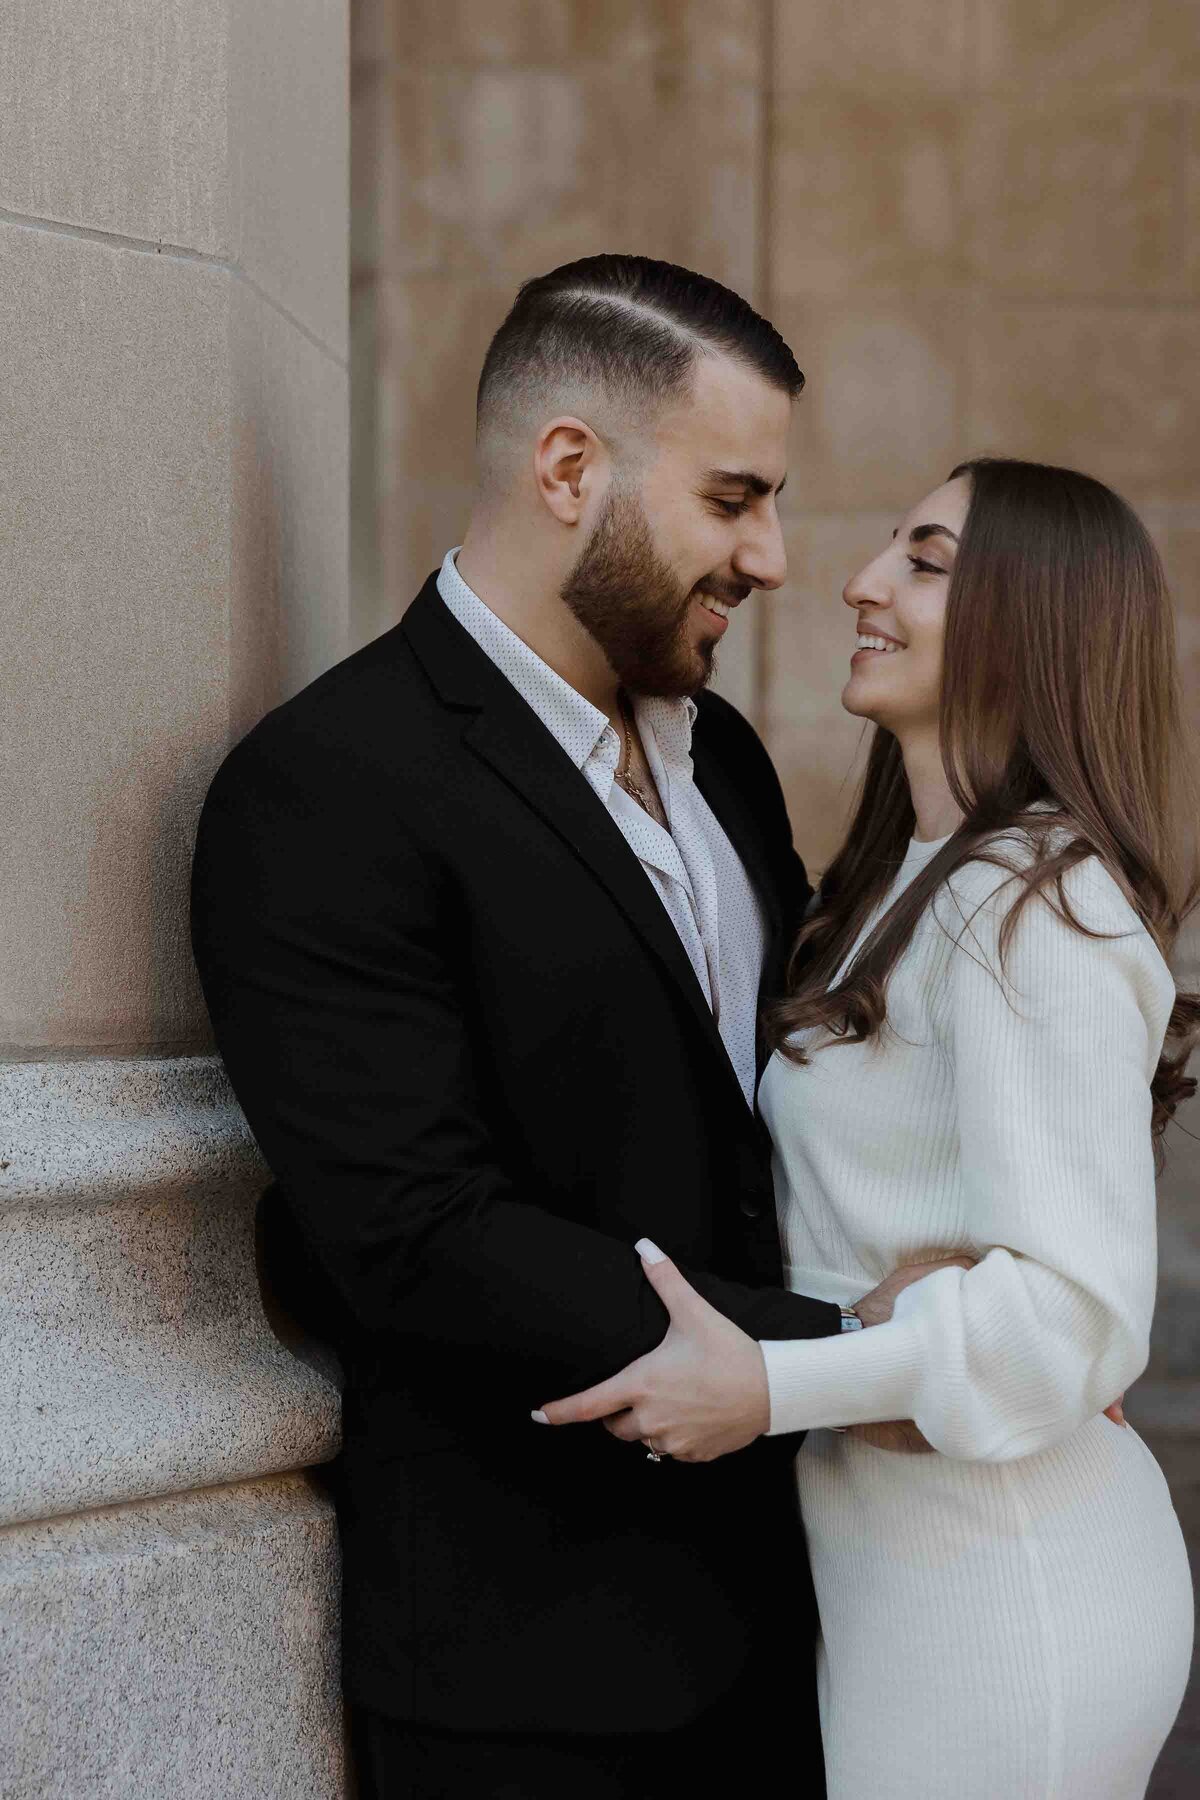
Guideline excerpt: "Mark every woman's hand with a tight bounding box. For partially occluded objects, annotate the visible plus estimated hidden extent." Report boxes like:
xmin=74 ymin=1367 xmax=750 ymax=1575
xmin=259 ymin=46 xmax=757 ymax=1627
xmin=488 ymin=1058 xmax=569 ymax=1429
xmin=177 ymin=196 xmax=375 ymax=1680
xmin=532 ymin=1240 xmax=770 ymax=1462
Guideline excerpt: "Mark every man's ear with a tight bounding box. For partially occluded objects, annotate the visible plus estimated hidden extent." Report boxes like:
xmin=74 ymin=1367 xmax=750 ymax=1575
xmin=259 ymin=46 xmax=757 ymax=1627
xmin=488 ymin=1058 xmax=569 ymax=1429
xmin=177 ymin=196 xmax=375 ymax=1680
xmin=534 ymin=417 xmax=606 ymax=525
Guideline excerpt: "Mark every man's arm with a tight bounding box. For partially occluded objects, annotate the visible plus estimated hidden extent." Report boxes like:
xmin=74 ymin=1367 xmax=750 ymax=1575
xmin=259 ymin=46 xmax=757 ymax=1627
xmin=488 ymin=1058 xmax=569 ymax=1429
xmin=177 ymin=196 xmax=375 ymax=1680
xmin=190 ymin=746 xmax=840 ymax=1399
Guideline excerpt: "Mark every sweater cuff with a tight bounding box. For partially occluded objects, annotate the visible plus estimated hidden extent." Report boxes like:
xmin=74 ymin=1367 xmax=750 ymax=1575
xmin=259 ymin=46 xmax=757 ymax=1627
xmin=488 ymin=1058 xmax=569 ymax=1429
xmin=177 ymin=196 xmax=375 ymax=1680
xmin=760 ymin=1314 xmax=925 ymax=1436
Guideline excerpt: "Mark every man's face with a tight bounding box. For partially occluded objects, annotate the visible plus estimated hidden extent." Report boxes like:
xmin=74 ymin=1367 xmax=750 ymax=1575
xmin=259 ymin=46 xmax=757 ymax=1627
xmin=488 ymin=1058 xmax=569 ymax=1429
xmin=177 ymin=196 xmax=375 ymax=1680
xmin=560 ymin=354 xmax=792 ymax=697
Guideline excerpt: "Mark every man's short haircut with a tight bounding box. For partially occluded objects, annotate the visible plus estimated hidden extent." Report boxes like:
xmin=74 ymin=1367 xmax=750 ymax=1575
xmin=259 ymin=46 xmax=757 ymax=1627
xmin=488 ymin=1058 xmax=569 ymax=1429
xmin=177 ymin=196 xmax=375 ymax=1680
xmin=476 ymin=254 xmax=804 ymax=450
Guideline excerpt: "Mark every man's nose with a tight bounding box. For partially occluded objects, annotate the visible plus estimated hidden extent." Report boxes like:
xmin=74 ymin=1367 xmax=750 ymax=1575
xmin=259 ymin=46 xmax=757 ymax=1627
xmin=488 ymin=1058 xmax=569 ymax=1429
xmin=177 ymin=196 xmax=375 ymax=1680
xmin=733 ymin=511 xmax=787 ymax=592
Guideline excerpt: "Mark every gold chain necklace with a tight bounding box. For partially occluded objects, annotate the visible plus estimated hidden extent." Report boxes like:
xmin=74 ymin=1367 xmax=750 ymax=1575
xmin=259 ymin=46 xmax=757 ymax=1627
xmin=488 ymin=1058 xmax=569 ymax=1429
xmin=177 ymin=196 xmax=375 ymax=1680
xmin=614 ymin=694 xmax=666 ymax=826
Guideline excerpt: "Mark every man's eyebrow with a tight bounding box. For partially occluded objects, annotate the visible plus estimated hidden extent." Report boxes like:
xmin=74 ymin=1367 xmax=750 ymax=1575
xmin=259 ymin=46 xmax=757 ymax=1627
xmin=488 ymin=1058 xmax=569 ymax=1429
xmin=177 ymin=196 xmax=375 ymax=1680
xmin=703 ymin=468 xmax=787 ymax=497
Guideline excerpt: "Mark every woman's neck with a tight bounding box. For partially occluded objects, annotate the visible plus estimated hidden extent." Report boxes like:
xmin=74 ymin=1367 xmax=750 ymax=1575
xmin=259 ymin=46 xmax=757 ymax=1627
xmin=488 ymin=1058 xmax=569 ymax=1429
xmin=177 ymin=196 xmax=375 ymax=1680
xmin=898 ymin=729 xmax=965 ymax=843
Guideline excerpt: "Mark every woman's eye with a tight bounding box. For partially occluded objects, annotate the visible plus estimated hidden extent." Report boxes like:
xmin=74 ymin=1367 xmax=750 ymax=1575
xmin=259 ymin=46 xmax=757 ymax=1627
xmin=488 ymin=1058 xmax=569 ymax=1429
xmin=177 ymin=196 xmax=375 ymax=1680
xmin=907 ymin=555 xmax=946 ymax=575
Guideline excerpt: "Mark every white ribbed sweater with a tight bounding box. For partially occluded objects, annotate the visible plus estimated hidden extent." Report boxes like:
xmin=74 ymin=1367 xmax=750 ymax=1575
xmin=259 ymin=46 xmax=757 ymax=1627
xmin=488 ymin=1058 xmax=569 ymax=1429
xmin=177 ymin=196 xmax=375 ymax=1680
xmin=759 ymin=828 xmax=1176 ymax=1455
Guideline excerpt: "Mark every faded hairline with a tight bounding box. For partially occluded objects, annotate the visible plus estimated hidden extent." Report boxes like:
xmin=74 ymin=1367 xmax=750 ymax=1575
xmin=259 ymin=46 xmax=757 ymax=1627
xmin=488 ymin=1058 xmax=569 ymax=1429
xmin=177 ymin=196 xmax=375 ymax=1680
xmin=475 ymin=327 xmax=720 ymax=495
xmin=477 ymin=289 xmax=710 ymax=429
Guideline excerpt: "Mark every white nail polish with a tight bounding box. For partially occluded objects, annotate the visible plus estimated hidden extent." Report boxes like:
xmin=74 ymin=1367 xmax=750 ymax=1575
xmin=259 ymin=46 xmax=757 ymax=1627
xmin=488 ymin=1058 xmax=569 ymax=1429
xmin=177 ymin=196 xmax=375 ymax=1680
xmin=635 ymin=1237 xmax=667 ymax=1264
xmin=531 ymin=1410 xmax=549 ymax=1424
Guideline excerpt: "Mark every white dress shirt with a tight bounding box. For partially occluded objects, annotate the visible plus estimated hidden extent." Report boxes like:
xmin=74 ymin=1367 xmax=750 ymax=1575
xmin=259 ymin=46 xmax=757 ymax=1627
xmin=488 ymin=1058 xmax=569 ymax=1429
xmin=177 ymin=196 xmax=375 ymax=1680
xmin=437 ymin=549 xmax=767 ymax=1106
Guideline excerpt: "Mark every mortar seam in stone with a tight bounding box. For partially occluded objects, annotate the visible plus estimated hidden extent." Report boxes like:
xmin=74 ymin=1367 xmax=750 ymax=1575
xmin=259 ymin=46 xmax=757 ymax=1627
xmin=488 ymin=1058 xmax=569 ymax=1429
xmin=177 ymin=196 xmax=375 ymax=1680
xmin=0 ymin=206 xmax=349 ymax=371
xmin=0 ymin=1471 xmax=335 ymax=1557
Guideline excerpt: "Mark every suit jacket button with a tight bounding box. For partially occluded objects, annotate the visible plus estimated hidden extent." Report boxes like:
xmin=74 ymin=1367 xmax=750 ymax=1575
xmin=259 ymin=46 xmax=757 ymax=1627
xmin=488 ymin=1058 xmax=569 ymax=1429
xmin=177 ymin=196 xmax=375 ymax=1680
xmin=739 ymin=1196 xmax=764 ymax=1219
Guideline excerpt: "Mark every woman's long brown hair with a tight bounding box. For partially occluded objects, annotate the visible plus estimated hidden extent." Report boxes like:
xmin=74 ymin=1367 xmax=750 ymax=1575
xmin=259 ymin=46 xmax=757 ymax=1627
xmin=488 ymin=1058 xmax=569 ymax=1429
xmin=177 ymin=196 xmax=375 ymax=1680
xmin=764 ymin=457 xmax=1200 ymax=1167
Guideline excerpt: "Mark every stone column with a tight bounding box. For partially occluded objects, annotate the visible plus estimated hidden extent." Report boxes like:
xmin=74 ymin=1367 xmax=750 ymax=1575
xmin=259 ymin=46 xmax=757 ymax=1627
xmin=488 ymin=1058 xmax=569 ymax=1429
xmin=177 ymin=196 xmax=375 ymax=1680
xmin=0 ymin=3 xmax=350 ymax=1793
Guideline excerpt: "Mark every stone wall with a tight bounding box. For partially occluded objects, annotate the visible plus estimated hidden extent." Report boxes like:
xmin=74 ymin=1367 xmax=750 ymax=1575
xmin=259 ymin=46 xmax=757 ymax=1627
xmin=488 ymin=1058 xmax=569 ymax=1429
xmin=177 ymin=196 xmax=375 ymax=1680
xmin=0 ymin=3 xmax=350 ymax=1793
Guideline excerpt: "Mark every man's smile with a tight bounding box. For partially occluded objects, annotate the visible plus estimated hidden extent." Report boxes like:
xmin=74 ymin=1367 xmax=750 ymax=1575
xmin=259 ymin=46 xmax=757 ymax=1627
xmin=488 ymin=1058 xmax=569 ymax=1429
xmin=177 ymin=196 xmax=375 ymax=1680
xmin=693 ymin=584 xmax=751 ymax=630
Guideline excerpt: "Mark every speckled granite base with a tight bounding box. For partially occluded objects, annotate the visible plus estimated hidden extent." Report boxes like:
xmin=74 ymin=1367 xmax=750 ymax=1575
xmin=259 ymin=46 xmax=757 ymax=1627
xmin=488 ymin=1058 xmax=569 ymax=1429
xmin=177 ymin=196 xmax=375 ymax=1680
xmin=0 ymin=1057 xmax=342 ymax=1527
xmin=0 ymin=1472 xmax=345 ymax=1799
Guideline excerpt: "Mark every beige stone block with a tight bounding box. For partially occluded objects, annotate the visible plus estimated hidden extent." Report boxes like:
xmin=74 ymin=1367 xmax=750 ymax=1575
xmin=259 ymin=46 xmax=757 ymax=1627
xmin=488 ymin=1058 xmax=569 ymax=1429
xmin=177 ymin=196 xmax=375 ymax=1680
xmin=0 ymin=1474 xmax=344 ymax=1799
xmin=1 ymin=1057 xmax=341 ymax=1529
xmin=1185 ymin=106 xmax=1200 ymax=300
xmin=351 ymin=14 xmax=392 ymax=643
xmin=707 ymin=605 xmax=760 ymax=725
xmin=387 ymin=63 xmax=760 ymax=290
xmin=0 ymin=0 xmax=230 ymax=251
xmin=0 ymin=224 xmax=349 ymax=1052
xmin=1162 ymin=520 xmax=1200 ymax=687
xmin=974 ymin=0 xmax=1200 ymax=94
xmin=354 ymin=0 xmax=393 ymax=65
xmin=773 ymin=0 xmax=971 ymax=89
xmin=965 ymin=304 xmax=1200 ymax=511
xmin=771 ymin=298 xmax=965 ymax=513
xmin=380 ymin=475 xmax=477 ymax=623
xmin=353 ymin=56 xmax=391 ymax=280
xmin=1157 ymin=516 xmax=1200 ymax=784
xmin=391 ymin=0 xmax=762 ymax=79
xmin=764 ymin=514 xmax=898 ymax=874
xmin=381 ymin=275 xmax=509 ymax=484
xmin=374 ymin=272 xmax=498 ymax=608
xmin=228 ymin=280 xmax=351 ymax=733
xmin=228 ymin=0 xmax=350 ymax=359
xmin=966 ymin=99 xmax=1186 ymax=299
xmin=0 ymin=222 xmax=230 ymax=1052
xmin=1155 ymin=892 xmax=1200 ymax=1386
xmin=351 ymin=276 xmax=387 ymax=646
xmin=771 ymin=96 xmax=966 ymax=297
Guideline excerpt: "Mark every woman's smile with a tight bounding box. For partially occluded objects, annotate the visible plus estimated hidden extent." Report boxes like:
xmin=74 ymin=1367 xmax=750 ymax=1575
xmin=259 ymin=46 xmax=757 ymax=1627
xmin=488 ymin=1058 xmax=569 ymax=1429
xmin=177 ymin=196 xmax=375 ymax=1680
xmin=851 ymin=625 xmax=906 ymax=665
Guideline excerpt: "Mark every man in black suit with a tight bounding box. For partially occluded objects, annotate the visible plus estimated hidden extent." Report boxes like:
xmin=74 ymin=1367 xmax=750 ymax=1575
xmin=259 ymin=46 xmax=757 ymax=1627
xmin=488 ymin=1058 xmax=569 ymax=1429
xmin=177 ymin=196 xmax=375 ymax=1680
xmin=191 ymin=256 xmax=946 ymax=1797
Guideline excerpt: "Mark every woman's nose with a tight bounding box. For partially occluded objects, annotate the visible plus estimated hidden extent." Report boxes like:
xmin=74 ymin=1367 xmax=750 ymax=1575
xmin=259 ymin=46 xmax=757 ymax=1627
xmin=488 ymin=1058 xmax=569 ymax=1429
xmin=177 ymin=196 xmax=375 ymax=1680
xmin=843 ymin=553 xmax=892 ymax=611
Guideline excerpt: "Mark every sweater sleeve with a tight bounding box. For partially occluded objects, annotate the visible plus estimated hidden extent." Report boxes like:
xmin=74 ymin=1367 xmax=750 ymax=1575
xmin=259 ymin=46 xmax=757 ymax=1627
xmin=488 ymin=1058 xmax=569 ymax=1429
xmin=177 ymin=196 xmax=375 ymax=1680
xmin=760 ymin=856 xmax=1174 ymax=1461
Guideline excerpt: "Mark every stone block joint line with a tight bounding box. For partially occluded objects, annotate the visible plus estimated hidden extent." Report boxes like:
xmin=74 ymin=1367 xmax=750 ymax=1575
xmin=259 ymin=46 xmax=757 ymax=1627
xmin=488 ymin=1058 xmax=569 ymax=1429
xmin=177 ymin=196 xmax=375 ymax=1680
xmin=0 ymin=205 xmax=348 ymax=371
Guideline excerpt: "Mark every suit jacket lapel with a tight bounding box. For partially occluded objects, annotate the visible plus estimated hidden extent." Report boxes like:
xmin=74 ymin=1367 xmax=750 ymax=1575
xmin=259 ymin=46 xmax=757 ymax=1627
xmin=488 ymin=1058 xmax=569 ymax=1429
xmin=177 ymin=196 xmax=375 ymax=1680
xmin=690 ymin=730 xmax=784 ymax=948
xmin=690 ymin=721 xmax=795 ymax=1098
xmin=402 ymin=585 xmax=749 ymax=1109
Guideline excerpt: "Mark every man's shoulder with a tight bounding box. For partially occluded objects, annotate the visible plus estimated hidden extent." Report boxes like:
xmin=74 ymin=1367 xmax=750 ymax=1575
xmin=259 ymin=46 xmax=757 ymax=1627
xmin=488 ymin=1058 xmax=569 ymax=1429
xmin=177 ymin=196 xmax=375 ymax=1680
xmin=206 ymin=595 xmax=444 ymax=818
xmin=692 ymin=687 xmax=770 ymax=764
xmin=692 ymin=689 xmax=790 ymax=812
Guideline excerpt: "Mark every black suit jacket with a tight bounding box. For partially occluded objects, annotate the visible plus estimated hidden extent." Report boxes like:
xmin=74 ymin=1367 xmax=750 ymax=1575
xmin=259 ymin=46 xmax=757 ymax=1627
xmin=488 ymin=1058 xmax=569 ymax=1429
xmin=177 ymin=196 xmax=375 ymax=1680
xmin=190 ymin=575 xmax=840 ymax=1734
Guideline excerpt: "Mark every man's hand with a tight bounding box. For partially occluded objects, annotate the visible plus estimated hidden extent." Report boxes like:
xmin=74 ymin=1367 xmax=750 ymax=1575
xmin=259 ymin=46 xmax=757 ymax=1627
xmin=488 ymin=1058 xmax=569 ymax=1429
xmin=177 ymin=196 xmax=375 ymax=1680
xmin=852 ymin=1253 xmax=975 ymax=1327
xmin=838 ymin=1257 xmax=974 ymax=1452
xmin=845 ymin=1419 xmax=937 ymax=1453
xmin=846 ymin=1395 xmax=1128 ymax=1452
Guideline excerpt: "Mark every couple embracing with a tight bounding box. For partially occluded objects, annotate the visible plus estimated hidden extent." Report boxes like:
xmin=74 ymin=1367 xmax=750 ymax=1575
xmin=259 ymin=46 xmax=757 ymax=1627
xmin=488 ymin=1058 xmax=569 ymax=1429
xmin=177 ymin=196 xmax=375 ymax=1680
xmin=191 ymin=255 xmax=1196 ymax=1798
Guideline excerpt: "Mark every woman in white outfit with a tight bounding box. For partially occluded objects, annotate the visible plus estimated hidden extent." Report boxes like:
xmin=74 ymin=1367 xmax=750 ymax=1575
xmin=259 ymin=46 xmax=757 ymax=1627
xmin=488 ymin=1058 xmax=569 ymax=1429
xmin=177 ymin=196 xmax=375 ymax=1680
xmin=543 ymin=458 xmax=1197 ymax=1797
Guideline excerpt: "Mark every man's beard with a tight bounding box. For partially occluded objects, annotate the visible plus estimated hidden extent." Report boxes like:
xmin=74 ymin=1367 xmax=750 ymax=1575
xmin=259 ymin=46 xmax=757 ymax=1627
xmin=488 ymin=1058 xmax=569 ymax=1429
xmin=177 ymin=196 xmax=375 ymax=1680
xmin=560 ymin=487 xmax=715 ymax=698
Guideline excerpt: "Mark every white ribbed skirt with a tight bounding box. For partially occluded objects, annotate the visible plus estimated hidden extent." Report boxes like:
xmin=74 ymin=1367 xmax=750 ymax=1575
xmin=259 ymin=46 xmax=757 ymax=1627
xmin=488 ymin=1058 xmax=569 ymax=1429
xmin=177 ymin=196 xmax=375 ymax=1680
xmin=797 ymin=1416 xmax=1193 ymax=1798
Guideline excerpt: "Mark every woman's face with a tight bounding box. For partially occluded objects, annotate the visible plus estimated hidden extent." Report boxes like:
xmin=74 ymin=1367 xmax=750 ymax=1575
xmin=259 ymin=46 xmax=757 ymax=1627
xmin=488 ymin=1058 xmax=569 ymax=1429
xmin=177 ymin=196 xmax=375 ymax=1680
xmin=840 ymin=475 xmax=971 ymax=736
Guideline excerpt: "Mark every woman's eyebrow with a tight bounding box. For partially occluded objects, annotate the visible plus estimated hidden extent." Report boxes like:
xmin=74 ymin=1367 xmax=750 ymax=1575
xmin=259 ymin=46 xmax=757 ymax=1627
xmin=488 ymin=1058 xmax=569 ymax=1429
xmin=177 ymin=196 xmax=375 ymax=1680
xmin=890 ymin=522 xmax=959 ymax=545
